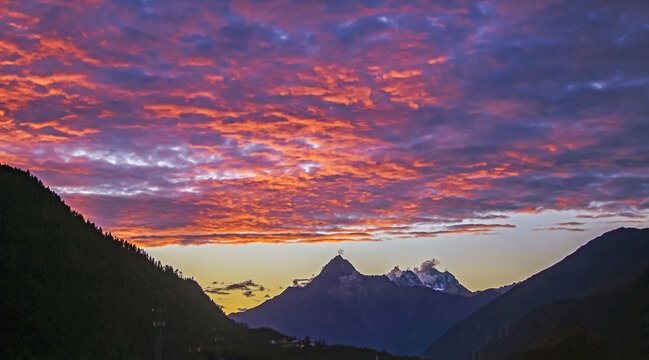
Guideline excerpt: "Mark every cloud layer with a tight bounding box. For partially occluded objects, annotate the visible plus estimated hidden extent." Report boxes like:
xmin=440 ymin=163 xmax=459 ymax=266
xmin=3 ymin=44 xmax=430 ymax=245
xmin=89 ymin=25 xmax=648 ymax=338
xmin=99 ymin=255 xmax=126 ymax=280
xmin=206 ymin=280 xmax=266 ymax=297
xmin=1 ymin=0 xmax=648 ymax=245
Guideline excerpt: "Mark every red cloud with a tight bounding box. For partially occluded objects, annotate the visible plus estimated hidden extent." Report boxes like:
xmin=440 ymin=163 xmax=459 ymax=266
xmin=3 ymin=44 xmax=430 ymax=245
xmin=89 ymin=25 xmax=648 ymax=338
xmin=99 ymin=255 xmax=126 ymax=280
xmin=1 ymin=0 xmax=647 ymax=246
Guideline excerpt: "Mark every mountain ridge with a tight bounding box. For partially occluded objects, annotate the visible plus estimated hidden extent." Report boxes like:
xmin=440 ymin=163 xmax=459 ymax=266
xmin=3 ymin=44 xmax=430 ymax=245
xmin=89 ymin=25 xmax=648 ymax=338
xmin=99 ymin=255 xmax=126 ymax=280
xmin=231 ymin=255 xmax=500 ymax=355
xmin=422 ymin=227 xmax=649 ymax=360
xmin=477 ymin=264 xmax=649 ymax=360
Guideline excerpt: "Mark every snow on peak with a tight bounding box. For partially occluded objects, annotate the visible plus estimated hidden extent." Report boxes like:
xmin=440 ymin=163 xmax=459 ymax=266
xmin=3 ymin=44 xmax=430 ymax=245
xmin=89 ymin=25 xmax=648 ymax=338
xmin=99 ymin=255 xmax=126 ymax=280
xmin=387 ymin=267 xmax=423 ymax=287
xmin=386 ymin=259 xmax=471 ymax=296
xmin=417 ymin=268 xmax=460 ymax=291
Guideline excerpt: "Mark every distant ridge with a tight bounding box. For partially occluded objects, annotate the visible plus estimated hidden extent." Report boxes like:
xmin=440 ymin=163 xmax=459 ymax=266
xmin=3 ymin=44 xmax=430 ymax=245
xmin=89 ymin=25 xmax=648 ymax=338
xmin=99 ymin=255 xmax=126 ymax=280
xmin=422 ymin=227 xmax=649 ymax=360
xmin=231 ymin=254 xmax=499 ymax=355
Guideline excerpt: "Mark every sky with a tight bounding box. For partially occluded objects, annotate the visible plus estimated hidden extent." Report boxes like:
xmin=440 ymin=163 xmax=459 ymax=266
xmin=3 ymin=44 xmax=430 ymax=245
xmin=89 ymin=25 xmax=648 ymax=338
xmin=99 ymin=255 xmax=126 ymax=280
xmin=1 ymin=0 xmax=648 ymax=313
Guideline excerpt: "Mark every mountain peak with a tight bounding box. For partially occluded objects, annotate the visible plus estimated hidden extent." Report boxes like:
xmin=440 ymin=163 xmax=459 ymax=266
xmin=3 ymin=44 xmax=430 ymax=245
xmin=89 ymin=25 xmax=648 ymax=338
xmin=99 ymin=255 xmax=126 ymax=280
xmin=307 ymin=255 xmax=360 ymax=287
xmin=321 ymin=255 xmax=356 ymax=275
xmin=331 ymin=254 xmax=345 ymax=261
xmin=386 ymin=263 xmax=473 ymax=296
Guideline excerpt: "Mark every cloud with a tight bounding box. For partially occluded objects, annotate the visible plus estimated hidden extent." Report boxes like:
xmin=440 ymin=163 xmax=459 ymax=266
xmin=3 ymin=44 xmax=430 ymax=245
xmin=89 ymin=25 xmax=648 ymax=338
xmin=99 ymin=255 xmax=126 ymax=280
xmin=416 ymin=259 xmax=440 ymax=273
xmin=555 ymin=222 xmax=584 ymax=226
xmin=333 ymin=14 xmax=393 ymax=44
xmin=292 ymin=278 xmax=312 ymax=287
xmin=206 ymin=279 xmax=266 ymax=296
xmin=576 ymin=214 xmax=618 ymax=219
xmin=205 ymin=289 xmax=230 ymax=295
xmin=1 ymin=0 xmax=647 ymax=246
xmin=532 ymin=227 xmax=586 ymax=232
xmin=387 ymin=224 xmax=516 ymax=238
xmin=128 ymin=231 xmax=377 ymax=246
xmin=223 ymin=280 xmax=259 ymax=291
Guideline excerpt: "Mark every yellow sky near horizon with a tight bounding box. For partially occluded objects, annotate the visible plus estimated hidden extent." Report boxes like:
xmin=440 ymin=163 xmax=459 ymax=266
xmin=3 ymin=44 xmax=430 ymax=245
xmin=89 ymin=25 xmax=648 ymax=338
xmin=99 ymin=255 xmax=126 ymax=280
xmin=146 ymin=210 xmax=648 ymax=314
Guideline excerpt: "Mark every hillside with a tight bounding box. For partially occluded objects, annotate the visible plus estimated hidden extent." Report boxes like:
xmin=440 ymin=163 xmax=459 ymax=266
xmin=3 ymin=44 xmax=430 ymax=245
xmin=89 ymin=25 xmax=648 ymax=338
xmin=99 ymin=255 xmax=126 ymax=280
xmin=0 ymin=164 xmax=416 ymax=360
xmin=478 ymin=266 xmax=649 ymax=360
xmin=231 ymin=255 xmax=499 ymax=355
xmin=422 ymin=227 xmax=649 ymax=360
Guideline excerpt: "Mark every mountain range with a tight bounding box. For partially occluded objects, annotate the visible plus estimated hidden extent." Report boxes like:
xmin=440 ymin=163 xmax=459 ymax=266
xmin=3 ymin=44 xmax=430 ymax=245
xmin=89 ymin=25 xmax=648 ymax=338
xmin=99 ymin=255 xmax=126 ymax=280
xmin=233 ymin=227 xmax=649 ymax=358
xmin=230 ymin=255 xmax=500 ymax=355
xmin=385 ymin=263 xmax=517 ymax=297
xmin=2 ymin=163 xmax=647 ymax=359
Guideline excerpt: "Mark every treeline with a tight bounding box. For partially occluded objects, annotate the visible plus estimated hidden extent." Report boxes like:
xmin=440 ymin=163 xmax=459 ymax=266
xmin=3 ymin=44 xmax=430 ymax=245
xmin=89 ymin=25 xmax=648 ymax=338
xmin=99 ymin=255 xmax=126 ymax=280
xmin=6 ymin=166 xmax=189 ymax=279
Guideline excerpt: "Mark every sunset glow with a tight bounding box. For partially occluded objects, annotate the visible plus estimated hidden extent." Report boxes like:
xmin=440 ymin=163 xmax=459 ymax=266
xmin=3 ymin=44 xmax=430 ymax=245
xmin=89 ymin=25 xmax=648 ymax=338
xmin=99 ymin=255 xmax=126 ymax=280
xmin=2 ymin=0 xmax=648 ymax=312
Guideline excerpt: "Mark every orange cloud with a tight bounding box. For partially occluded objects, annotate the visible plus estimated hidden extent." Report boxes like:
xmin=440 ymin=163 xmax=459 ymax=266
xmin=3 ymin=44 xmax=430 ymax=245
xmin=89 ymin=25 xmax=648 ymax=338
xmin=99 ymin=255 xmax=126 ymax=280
xmin=1 ymin=0 xmax=645 ymax=248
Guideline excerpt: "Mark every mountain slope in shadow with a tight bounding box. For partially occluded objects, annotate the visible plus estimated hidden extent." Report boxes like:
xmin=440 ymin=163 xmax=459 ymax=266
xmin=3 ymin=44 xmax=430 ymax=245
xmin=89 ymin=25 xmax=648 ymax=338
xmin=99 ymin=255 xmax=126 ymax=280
xmin=478 ymin=265 xmax=649 ymax=360
xmin=422 ymin=227 xmax=649 ymax=360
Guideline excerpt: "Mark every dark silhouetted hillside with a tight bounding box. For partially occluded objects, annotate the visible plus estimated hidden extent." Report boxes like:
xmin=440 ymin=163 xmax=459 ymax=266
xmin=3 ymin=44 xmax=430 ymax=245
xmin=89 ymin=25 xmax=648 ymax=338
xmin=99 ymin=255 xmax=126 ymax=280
xmin=477 ymin=266 xmax=649 ymax=360
xmin=231 ymin=255 xmax=499 ymax=355
xmin=0 ymin=164 xmax=417 ymax=360
xmin=422 ymin=227 xmax=649 ymax=360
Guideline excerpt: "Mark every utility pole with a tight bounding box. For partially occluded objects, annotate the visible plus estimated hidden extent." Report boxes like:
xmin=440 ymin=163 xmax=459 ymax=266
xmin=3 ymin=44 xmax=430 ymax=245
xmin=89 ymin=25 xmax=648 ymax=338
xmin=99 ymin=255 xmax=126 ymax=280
xmin=152 ymin=306 xmax=167 ymax=360
xmin=212 ymin=325 xmax=225 ymax=358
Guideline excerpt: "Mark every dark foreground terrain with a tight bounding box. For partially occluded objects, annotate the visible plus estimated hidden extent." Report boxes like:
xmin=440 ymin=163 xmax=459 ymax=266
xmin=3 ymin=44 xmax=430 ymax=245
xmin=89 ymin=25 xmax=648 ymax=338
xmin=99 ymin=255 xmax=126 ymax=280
xmin=423 ymin=227 xmax=649 ymax=360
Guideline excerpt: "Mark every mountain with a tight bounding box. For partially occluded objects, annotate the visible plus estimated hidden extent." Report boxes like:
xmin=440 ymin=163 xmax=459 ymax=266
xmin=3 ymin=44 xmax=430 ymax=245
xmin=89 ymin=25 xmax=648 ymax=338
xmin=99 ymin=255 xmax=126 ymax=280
xmin=230 ymin=255 xmax=500 ymax=355
xmin=386 ymin=265 xmax=473 ymax=296
xmin=388 ymin=268 xmax=424 ymax=287
xmin=477 ymin=265 xmax=649 ymax=360
xmin=0 ymin=165 xmax=416 ymax=360
xmin=422 ymin=227 xmax=649 ymax=360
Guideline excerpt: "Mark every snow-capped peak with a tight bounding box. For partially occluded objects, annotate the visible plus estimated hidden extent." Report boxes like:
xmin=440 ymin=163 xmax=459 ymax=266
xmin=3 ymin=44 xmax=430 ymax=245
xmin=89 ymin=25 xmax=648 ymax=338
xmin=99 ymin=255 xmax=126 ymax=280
xmin=385 ymin=259 xmax=472 ymax=296
xmin=417 ymin=267 xmax=460 ymax=291
xmin=387 ymin=267 xmax=423 ymax=287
